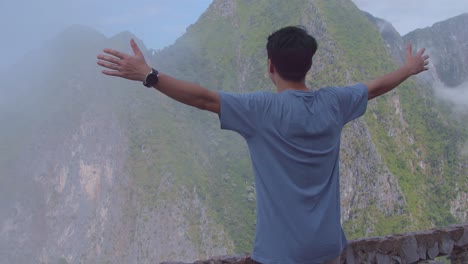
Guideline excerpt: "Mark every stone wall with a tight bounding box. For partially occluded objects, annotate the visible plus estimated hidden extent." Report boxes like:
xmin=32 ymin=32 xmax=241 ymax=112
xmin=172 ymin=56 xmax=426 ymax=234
xmin=162 ymin=224 xmax=468 ymax=264
xmin=341 ymin=224 xmax=468 ymax=264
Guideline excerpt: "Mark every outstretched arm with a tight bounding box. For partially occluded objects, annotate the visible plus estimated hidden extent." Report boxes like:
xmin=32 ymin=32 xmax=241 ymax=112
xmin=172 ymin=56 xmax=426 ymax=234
xmin=97 ymin=39 xmax=220 ymax=114
xmin=366 ymin=43 xmax=429 ymax=100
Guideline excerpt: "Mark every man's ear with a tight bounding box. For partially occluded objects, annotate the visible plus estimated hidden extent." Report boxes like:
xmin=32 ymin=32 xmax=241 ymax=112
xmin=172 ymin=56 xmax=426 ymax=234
xmin=268 ymin=59 xmax=275 ymax=74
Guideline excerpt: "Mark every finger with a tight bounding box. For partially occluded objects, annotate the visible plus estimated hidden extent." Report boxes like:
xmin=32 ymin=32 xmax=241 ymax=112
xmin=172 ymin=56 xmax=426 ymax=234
xmin=102 ymin=70 xmax=123 ymax=77
xmin=97 ymin=60 xmax=120 ymax=71
xmin=424 ymin=61 xmax=429 ymax=66
xmin=406 ymin=43 xmax=412 ymax=57
xmin=97 ymin=54 xmax=120 ymax=65
xmin=130 ymin=38 xmax=143 ymax=57
xmin=417 ymin=47 xmax=426 ymax=57
xmin=103 ymin=48 xmax=128 ymax=59
xmin=423 ymin=55 xmax=430 ymax=60
xmin=423 ymin=66 xmax=429 ymax=71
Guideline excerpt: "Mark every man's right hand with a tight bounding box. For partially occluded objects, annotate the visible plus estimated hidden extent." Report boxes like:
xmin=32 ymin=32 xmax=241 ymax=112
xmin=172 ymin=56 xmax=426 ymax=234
xmin=366 ymin=43 xmax=430 ymax=100
xmin=403 ymin=43 xmax=430 ymax=76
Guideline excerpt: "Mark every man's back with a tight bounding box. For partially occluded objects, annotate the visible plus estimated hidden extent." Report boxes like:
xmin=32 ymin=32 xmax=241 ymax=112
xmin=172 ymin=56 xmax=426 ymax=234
xmin=219 ymin=84 xmax=368 ymax=263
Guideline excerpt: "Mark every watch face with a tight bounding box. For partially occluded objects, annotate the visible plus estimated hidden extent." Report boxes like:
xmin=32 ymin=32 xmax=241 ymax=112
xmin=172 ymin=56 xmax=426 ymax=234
xmin=146 ymin=73 xmax=159 ymax=85
xmin=144 ymin=71 xmax=159 ymax=87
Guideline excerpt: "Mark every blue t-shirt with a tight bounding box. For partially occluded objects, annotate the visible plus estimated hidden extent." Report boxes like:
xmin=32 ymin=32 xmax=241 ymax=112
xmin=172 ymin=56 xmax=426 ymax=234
xmin=218 ymin=84 xmax=368 ymax=264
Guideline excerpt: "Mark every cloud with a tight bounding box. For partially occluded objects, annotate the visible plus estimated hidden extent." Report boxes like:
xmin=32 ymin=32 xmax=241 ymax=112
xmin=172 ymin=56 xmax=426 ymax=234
xmin=433 ymin=81 xmax=468 ymax=114
xmin=430 ymin=74 xmax=468 ymax=159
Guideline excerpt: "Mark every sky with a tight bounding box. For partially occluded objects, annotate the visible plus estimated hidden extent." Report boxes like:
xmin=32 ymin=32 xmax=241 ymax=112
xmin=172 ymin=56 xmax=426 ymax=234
xmin=0 ymin=0 xmax=467 ymax=71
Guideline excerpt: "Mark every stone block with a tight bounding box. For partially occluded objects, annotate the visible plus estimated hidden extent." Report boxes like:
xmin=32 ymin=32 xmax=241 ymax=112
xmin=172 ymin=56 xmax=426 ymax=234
xmin=401 ymin=236 xmax=419 ymax=263
xmin=375 ymin=252 xmax=393 ymax=264
xmin=427 ymin=242 xmax=439 ymax=260
xmin=343 ymin=246 xmax=356 ymax=264
xmin=438 ymin=237 xmax=454 ymax=255
xmin=417 ymin=243 xmax=427 ymax=260
xmin=454 ymin=227 xmax=468 ymax=247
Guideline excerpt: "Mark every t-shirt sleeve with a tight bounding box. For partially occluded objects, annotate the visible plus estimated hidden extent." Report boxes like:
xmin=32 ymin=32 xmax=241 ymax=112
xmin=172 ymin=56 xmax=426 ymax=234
xmin=329 ymin=83 xmax=368 ymax=124
xmin=218 ymin=91 xmax=265 ymax=138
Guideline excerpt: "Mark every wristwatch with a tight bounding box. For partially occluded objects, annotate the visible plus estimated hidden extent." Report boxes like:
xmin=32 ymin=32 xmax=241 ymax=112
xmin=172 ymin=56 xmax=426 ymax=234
xmin=143 ymin=68 xmax=159 ymax=87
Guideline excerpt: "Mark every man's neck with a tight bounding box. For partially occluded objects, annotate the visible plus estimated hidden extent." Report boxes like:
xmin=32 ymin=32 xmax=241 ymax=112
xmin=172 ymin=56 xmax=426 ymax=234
xmin=275 ymin=79 xmax=309 ymax=93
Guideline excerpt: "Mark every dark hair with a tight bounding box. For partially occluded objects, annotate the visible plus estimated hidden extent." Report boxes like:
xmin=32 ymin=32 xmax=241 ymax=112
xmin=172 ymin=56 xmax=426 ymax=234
xmin=266 ymin=26 xmax=318 ymax=82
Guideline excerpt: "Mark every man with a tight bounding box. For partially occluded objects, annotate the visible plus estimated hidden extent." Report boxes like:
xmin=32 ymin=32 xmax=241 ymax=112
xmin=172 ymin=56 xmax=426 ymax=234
xmin=97 ymin=26 xmax=428 ymax=264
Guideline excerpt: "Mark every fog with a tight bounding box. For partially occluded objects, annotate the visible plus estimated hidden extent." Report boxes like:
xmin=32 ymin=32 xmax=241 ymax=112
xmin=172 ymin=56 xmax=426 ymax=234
xmin=434 ymin=81 xmax=468 ymax=113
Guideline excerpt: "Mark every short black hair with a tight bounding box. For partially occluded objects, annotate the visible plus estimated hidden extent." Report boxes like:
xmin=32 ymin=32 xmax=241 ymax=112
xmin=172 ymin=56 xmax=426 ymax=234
xmin=266 ymin=26 xmax=318 ymax=82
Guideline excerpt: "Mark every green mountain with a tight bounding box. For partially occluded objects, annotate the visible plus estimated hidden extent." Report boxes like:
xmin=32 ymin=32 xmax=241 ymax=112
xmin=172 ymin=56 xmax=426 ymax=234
xmin=0 ymin=1 xmax=466 ymax=263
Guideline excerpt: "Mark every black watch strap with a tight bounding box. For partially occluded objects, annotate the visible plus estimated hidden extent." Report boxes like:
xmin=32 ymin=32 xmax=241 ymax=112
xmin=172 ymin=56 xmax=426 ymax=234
xmin=143 ymin=68 xmax=159 ymax=87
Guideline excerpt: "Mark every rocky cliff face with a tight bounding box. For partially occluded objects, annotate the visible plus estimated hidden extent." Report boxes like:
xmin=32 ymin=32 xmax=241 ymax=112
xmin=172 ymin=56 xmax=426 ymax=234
xmin=0 ymin=1 xmax=466 ymax=263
